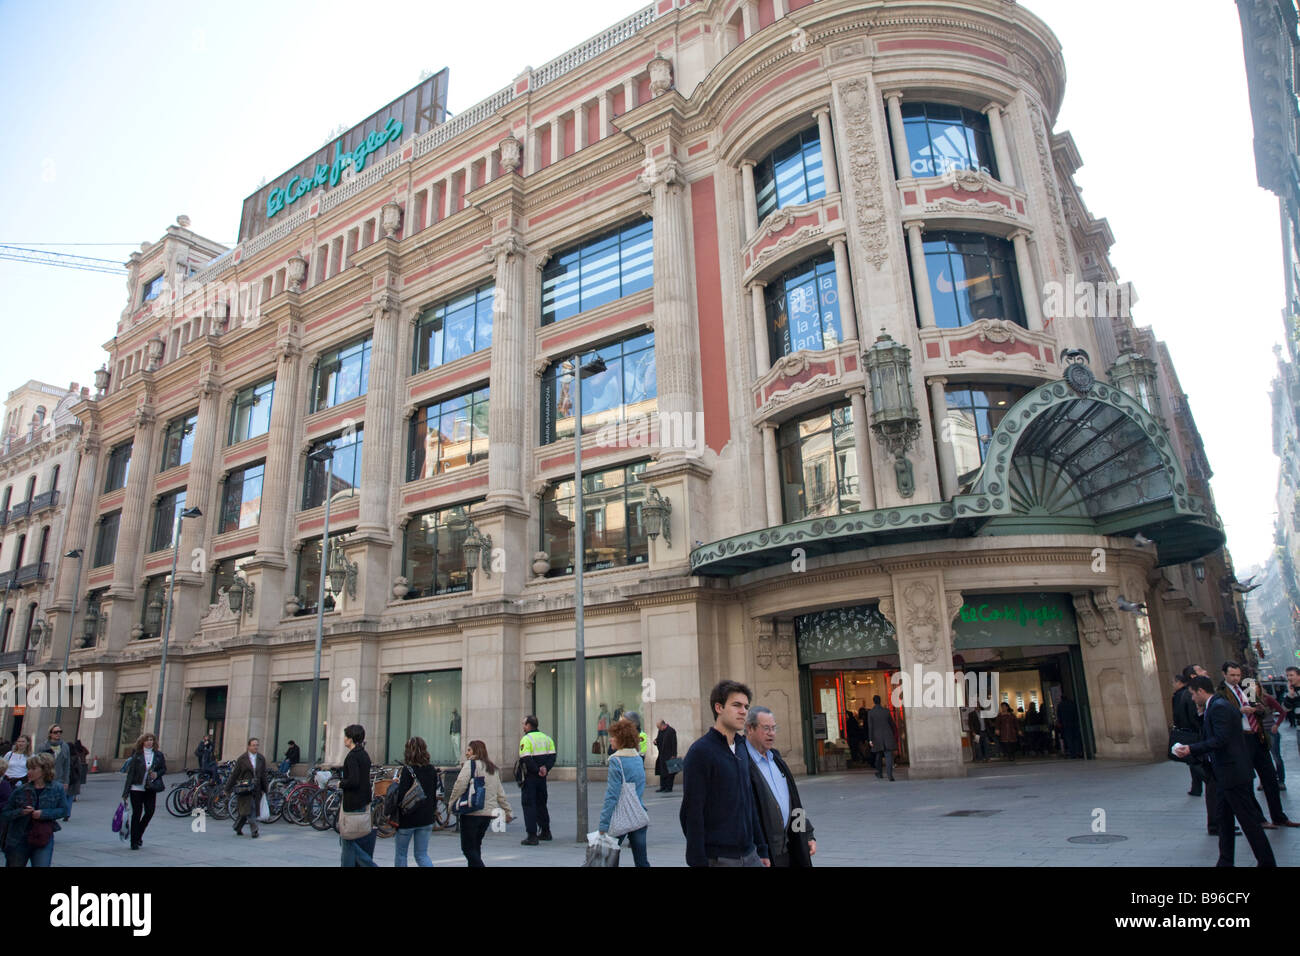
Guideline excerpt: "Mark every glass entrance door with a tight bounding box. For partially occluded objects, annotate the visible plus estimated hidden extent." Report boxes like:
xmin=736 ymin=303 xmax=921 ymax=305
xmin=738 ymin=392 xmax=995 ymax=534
xmin=807 ymin=664 xmax=907 ymax=772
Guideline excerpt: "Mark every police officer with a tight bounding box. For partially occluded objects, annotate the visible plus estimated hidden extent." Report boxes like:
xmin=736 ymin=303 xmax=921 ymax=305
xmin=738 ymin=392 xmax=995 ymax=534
xmin=517 ymin=715 xmax=556 ymax=846
xmin=624 ymin=711 xmax=648 ymax=759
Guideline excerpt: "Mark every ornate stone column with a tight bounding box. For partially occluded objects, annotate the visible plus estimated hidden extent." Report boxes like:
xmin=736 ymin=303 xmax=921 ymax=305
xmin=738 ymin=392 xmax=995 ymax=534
xmin=741 ymin=0 xmax=757 ymax=38
xmin=740 ymin=160 xmax=759 ymax=238
xmin=828 ymin=236 xmax=858 ymax=342
xmin=486 ymin=236 xmax=527 ymax=507
xmin=846 ymin=388 xmax=876 ymax=510
xmin=983 ymin=103 xmax=1015 ymax=187
xmin=599 ymin=91 xmax=612 ymax=140
xmin=1009 ymin=230 xmax=1044 ymax=331
xmin=574 ymin=104 xmax=587 ymax=151
xmin=639 ymin=156 xmax=700 ymax=463
xmin=904 ymin=221 xmax=937 ymax=328
xmin=884 ymin=92 xmax=909 ymax=180
xmin=622 ymin=77 xmax=636 ymax=114
xmin=358 ymin=292 xmax=401 ymax=536
xmin=550 ymin=116 xmax=562 ymax=165
xmin=111 ymin=405 xmax=158 ymax=592
xmin=927 ymin=377 xmax=958 ymax=499
xmin=762 ymin=423 xmax=781 ymax=527
xmin=814 ymin=107 xmax=840 ymax=194
xmin=256 ymin=341 xmax=303 ymax=561
xmin=750 ymin=282 xmax=770 ymax=375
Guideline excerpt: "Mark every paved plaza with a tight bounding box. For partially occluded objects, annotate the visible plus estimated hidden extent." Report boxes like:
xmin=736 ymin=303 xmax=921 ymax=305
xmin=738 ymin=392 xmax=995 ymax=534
xmin=40 ymin=728 xmax=1300 ymax=868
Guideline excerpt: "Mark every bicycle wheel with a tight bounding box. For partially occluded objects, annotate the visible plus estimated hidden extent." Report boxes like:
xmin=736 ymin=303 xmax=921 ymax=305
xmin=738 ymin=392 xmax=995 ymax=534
xmin=371 ymin=797 xmax=395 ymax=838
xmin=207 ymin=787 xmax=231 ymax=820
xmin=266 ymin=786 xmax=286 ymax=823
xmin=309 ymin=789 xmax=333 ymax=830
xmin=165 ymin=784 xmax=189 ymax=817
xmin=324 ymin=791 xmax=341 ymax=831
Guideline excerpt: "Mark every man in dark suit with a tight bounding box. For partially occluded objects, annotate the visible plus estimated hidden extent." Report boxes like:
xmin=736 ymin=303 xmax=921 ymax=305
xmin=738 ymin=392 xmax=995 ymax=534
xmin=1171 ymin=673 xmax=1202 ymax=797
xmin=866 ymin=696 xmax=897 ymax=780
xmin=1175 ymin=676 xmax=1276 ymax=866
xmin=1220 ymin=661 xmax=1298 ymax=828
xmin=653 ymin=719 xmax=678 ymax=792
xmin=224 ymin=737 xmax=270 ymax=838
xmin=744 ymin=705 xmax=815 ymax=867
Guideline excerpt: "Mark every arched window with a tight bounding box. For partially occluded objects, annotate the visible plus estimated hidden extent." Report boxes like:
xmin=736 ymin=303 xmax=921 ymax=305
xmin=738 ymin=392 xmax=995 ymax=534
xmin=0 ymin=608 xmax=12 ymax=650
xmin=24 ymin=475 xmax=36 ymax=502
xmin=12 ymin=534 xmax=25 ymax=571
xmin=915 ymin=231 xmax=1025 ymax=329
xmin=36 ymin=526 xmax=50 ymax=566
xmin=49 ymin=464 xmax=60 ymax=492
xmin=22 ymin=603 xmax=37 ymax=650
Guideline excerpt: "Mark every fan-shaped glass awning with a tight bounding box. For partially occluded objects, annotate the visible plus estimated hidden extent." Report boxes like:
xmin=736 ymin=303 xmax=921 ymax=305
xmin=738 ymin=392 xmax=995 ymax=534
xmin=690 ymin=374 xmax=1224 ymax=577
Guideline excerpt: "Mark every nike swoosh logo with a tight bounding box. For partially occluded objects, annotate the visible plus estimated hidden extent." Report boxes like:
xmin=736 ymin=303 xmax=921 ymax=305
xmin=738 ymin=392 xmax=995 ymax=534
xmin=935 ymin=270 xmax=990 ymax=293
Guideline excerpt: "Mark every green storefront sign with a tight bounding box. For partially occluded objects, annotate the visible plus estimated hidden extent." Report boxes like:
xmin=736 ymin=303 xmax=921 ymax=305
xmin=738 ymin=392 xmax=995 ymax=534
xmin=953 ymin=593 xmax=1077 ymax=649
xmin=266 ymin=116 xmax=404 ymax=219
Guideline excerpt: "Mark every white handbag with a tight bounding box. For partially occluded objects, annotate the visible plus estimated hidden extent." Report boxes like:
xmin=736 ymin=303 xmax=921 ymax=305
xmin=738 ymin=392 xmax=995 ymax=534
xmin=338 ymin=809 xmax=372 ymax=840
xmin=257 ymin=795 xmax=271 ymax=823
xmin=607 ymin=756 xmax=649 ymax=837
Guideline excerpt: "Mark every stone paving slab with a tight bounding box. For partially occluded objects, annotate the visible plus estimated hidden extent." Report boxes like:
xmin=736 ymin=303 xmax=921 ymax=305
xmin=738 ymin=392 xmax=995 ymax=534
xmin=40 ymin=728 xmax=1300 ymax=867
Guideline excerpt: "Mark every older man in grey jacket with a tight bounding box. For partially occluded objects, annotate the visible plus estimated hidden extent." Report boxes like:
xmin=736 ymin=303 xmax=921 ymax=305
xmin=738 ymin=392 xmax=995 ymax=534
xmin=39 ymin=723 xmax=71 ymax=786
xmin=866 ymin=696 xmax=897 ymax=781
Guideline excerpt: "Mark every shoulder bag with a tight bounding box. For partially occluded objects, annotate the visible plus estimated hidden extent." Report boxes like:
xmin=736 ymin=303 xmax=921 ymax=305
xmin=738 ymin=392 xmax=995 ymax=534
xmin=607 ymin=756 xmax=649 ymax=837
xmin=338 ymin=807 xmax=372 ymax=840
xmin=399 ymin=769 xmax=427 ymax=813
xmin=454 ymin=760 xmax=486 ymax=814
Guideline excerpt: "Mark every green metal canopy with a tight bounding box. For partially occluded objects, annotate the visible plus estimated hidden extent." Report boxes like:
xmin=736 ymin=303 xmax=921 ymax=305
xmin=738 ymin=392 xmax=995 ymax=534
xmin=690 ymin=373 xmax=1224 ymax=577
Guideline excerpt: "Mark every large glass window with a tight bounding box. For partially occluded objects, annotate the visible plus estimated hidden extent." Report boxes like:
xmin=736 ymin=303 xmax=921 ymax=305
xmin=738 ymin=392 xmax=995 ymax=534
xmin=117 ymin=692 xmax=148 ymax=757
xmin=219 ymin=462 xmax=264 ymax=533
xmin=765 ymin=255 xmax=842 ymax=360
xmin=311 ymin=338 xmax=371 ymax=412
xmin=755 ymin=127 xmax=826 ymax=222
xmin=141 ymin=274 xmax=165 ymax=304
xmin=275 ymin=680 xmax=329 ymax=766
xmin=386 ymin=670 xmax=463 ymax=766
xmin=900 ymin=102 xmax=998 ymax=179
xmin=229 ymin=379 xmax=275 ymax=445
xmin=541 ymin=219 xmax=653 ymax=325
xmin=400 ymin=503 xmax=478 ymax=598
xmin=139 ymin=575 xmax=168 ymax=639
xmin=159 ymin=411 xmax=198 ymax=471
xmin=149 ymin=489 xmax=187 ymax=552
xmin=778 ymin=403 xmax=860 ymax=522
xmin=210 ymin=554 xmax=255 ymax=605
xmin=534 ymin=654 xmax=642 ymax=767
xmin=302 ymin=429 xmax=363 ymax=509
xmin=104 ymin=441 xmax=132 ymax=493
xmin=294 ymin=533 xmax=350 ymax=612
xmin=92 ymin=511 xmax=121 ymax=568
xmin=540 ymin=462 xmax=647 ymax=577
xmin=919 ymin=231 xmax=1025 ymax=329
xmin=407 ymin=389 xmax=490 ymax=481
xmin=943 ymin=384 xmax=1028 ymax=478
xmin=540 ymin=332 xmax=657 ymax=445
xmin=412 ymin=283 xmax=495 ymax=373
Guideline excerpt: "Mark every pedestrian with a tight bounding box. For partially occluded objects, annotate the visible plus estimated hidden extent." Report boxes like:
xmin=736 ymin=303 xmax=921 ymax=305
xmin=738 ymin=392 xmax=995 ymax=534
xmin=3 ymin=735 xmax=31 ymax=785
xmin=1174 ymin=675 xmax=1276 ymax=866
xmin=967 ymin=704 xmax=988 ymax=762
xmin=844 ymin=710 xmax=864 ymax=765
xmin=624 ymin=710 xmax=648 ymax=758
xmin=223 ymin=737 xmax=269 ymax=838
xmin=0 ymin=759 xmax=12 ymax=809
xmin=38 ymin=724 xmax=70 ymax=787
xmin=1024 ymin=702 xmax=1048 ymax=756
xmin=120 ymin=732 xmax=166 ymax=851
xmin=599 ymin=717 xmax=650 ymax=867
xmin=194 ymin=735 xmax=216 ymax=779
xmin=1220 ymin=661 xmax=1298 ymax=828
xmin=745 ymin=705 xmax=815 ymax=867
xmin=339 ymin=724 xmax=377 ymax=867
xmin=448 ymin=739 xmax=513 ymax=867
xmin=866 ymin=695 xmax=897 ymax=780
xmin=1 ymin=752 xmax=70 ymax=867
xmin=392 ymin=736 xmax=438 ymax=867
xmin=857 ymin=707 xmax=875 ymax=768
xmin=995 ymin=702 xmax=1020 ymax=762
xmin=653 ymin=719 xmax=678 ymax=792
xmin=1283 ymin=667 xmax=1300 ymax=736
xmin=68 ymin=740 xmax=88 ymax=802
xmin=516 ymin=715 xmax=555 ymax=846
xmin=679 ymin=679 xmax=769 ymax=867
xmin=1185 ymin=665 xmax=1228 ymax=835
xmin=1172 ymin=672 xmax=1203 ymax=797
xmin=1260 ymin=689 xmax=1286 ymax=791
xmin=280 ymin=740 xmax=300 ymax=775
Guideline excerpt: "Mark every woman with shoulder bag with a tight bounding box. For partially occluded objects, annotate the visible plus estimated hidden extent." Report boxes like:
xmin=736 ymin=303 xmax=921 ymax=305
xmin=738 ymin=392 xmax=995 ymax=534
xmin=120 ymin=733 xmax=166 ymax=851
xmin=392 ymin=736 xmax=437 ymax=867
xmin=448 ymin=739 xmax=513 ymax=867
xmin=599 ymin=718 xmax=650 ymax=867
xmin=2 ymin=752 xmax=70 ymax=867
xmin=339 ymin=724 xmax=377 ymax=867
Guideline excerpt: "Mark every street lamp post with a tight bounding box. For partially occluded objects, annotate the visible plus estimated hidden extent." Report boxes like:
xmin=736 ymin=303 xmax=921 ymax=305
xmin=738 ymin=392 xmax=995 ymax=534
xmin=55 ymin=548 xmax=83 ymax=725
xmin=570 ymin=351 xmax=606 ymax=839
xmin=306 ymin=445 xmax=335 ymax=770
xmin=153 ymin=506 xmax=202 ymax=740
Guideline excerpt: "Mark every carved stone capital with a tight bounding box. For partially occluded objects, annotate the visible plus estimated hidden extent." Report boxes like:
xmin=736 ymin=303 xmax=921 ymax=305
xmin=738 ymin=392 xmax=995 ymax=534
xmin=648 ymin=55 xmax=673 ymax=97
xmin=133 ymin=407 xmax=156 ymax=430
xmin=274 ymin=340 xmax=302 ymax=363
xmin=369 ymin=291 xmax=402 ymax=321
xmin=486 ymin=235 xmax=525 ymax=264
xmin=755 ymin=618 xmax=775 ymax=670
xmin=637 ymin=155 xmax=684 ymax=194
xmin=498 ymin=134 xmax=523 ymax=174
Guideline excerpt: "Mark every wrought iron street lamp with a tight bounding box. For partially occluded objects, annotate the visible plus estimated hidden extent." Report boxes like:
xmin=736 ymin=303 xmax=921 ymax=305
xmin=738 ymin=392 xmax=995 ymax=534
xmin=642 ymin=486 xmax=672 ymax=547
xmin=226 ymin=575 xmax=254 ymax=615
xmin=864 ymin=329 xmax=921 ymax=497
xmin=154 ymin=506 xmax=202 ymax=739
xmin=460 ymin=519 xmax=493 ymax=579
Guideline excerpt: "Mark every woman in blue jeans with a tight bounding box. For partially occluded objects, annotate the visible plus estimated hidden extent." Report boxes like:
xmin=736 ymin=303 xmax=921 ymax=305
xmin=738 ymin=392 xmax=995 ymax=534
xmin=2 ymin=752 xmax=70 ymax=867
xmin=392 ymin=737 xmax=438 ymax=866
xmin=599 ymin=718 xmax=649 ymax=867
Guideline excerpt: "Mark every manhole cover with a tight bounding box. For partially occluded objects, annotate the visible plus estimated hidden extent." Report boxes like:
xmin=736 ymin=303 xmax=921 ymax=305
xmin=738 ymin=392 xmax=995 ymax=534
xmin=944 ymin=810 xmax=1002 ymax=817
xmin=1067 ymin=834 xmax=1127 ymax=845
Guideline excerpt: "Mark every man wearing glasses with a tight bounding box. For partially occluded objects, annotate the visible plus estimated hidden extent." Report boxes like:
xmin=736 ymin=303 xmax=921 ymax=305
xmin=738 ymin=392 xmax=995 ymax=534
xmin=744 ymin=706 xmax=816 ymax=868
xmin=39 ymin=724 xmax=71 ymax=788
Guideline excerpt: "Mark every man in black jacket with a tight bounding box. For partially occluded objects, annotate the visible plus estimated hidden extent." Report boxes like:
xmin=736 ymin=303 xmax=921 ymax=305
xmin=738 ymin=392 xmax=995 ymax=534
xmin=653 ymin=719 xmax=678 ymax=792
xmin=745 ymin=705 xmax=815 ymax=867
xmin=1175 ymin=676 xmax=1276 ymax=867
xmin=680 ymin=680 xmax=770 ymax=867
xmin=1172 ymin=673 xmax=1203 ymax=797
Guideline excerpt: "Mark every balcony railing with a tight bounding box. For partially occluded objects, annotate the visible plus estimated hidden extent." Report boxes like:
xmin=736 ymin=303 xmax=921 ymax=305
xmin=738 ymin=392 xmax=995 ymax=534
xmin=14 ymin=562 xmax=49 ymax=586
xmin=30 ymin=490 xmax=58 ymax=514
xmin=0 ymin=649 xmax=36 ymax=669
xmin=6 ymin=500 xmax=30 ymax=522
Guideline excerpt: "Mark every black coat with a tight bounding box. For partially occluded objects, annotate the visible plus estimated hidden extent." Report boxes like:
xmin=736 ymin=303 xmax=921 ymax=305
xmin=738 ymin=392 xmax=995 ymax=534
xmin=1188 ymin=694 xmax=1253 ymax=788
xmin=746 ymin=745 xmax=814 ymax=867
xmin=285 ymin=744 xmax=301 ymax=765
xmin=1172 ymin=686 xmax=1199 ymax=731
xmin=653 ymin=725 xmax=678 ymax=776
xmin=120 ymin=750 xmax=167 ymax=800
xmin=394 ymin=764 xmax=438 ymax=829
xmin=679 ymin=728 xmax=768 ymax=867
xmin=341 ymin=745 xmax=372 ymax=812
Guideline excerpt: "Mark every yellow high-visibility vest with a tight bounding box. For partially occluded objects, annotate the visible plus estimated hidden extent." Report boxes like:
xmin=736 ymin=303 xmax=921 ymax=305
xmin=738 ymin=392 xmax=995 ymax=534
xmin=519 ymin=731 xmax=557 ymax=756
xmin=638 ymin=731 xmax=647 ymax=756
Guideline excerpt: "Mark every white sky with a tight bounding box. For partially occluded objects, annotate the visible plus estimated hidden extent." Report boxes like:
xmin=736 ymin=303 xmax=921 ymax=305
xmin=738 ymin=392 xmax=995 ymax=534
xmin=0 ymin=0 xmax=1281 ymax=567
